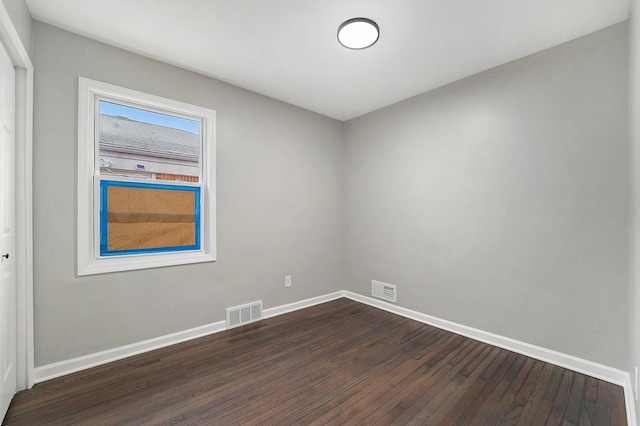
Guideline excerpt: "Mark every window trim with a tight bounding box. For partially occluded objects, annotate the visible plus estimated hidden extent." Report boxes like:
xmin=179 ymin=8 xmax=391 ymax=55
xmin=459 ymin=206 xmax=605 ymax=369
xmin=77 ymin=77 xmax=216 ymax=276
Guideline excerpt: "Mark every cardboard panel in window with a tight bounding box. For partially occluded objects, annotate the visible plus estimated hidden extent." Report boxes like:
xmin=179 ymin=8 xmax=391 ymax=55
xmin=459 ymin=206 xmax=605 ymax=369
xmin=99 ymin=180 xmax=201 ymax=256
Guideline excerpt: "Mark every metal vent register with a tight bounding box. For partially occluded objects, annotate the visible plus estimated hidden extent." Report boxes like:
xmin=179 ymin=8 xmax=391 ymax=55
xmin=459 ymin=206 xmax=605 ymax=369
xmin=372 ymin=280 xmax=396 ymax=303
xmin=226 ymin=301 xmax=263 ymax=329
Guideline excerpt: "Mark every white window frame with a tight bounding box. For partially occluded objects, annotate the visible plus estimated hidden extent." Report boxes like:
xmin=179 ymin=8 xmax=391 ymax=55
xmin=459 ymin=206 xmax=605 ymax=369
xmin=77 ymin=77 xmax=216 ymax=275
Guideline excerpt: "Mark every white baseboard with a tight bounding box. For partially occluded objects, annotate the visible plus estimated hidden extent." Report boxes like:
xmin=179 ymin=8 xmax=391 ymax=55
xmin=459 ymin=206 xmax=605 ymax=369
xmin=624 ymin=373 xmax=638 ymax=426
xmin=343 ymin=291 xmax=627 ymax=384
xmin=263 ymin=291 xmax=344 ymax=319
xmin=343 ymin=291 xmax=637 ymax=426
xmin=35 ymin=319 xmax=227 ymax=383
xmin=34 ymin=289 xmax=637 ymax=425
xmin=34 ymin=291 xmax=346 ymax=384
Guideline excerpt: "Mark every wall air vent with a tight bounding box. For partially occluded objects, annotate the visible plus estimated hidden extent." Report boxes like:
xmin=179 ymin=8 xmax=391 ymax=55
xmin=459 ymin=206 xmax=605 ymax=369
xmin=226 ymin=301 xmax=263 ymax=329
xmin=372 ymin=280 xmax=396 ymax=303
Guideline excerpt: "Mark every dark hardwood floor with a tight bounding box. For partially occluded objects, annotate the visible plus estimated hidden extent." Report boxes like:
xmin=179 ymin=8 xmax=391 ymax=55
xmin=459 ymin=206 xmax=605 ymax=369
xmin=4 ymin=298 xmax=627 ymax=425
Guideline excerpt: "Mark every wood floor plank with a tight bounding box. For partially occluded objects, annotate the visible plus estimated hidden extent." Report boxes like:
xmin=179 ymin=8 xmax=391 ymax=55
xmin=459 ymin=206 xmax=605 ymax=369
xmin=400 ymin=346 xmax=503 ymax=424
xmin=499 ymin=359 xmax=546 ymax=424
xmin=610 ymin=379 xmax=628 ymax=426
xmin=358 ymin=336 xmax=479 ymax=425
xmin=595 ymin=380 xmax=613 ymax=425
xmin=564 ymin=372 xmax=586 ymax=424
xmin=4 ymin=298 xmax=627 ymax=425
xmin=443 ymin=352 xmax=518 ymax=425
xmin=288 ymin=327 xmax=448 ymax=425
xmin=203 ymin=320 xmax=427 ymax=425
xmin=517 ymin=362 xmax=556 ymax=425
xmin=292 ymin=334 xmax=470 ymax=424
xmin=376 ymin=342 xmax=500 ymax=426
xmin=581 ymin=376 xmax=599 ymax=425
xmin=546 ymin=370 xmax=573 ymax=425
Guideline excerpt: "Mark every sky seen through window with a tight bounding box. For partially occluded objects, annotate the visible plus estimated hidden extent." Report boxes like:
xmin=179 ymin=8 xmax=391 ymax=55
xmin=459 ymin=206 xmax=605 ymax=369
xmin=99 ymin=100 xmax=200 ymax=135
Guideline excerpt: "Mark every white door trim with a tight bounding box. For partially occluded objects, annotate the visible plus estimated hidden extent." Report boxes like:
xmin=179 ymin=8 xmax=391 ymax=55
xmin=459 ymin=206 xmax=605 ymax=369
xmin=0 ymin=4 xmax=34 ymax=390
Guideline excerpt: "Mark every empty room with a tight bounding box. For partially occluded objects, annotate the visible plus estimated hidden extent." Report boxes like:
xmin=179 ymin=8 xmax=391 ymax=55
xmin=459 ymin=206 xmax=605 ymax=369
xmin=0 ymin=0 xmax=639 ymax=424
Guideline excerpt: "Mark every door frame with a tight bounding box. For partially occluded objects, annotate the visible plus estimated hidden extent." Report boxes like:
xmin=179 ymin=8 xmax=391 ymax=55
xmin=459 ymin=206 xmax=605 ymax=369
xmin=0 ymin=4 xmax=33 ymax=390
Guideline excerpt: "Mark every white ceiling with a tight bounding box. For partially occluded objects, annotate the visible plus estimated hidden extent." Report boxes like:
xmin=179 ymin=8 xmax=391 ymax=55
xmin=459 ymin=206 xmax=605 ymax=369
xmin=25 ymin=0 xmax=629 ymax=121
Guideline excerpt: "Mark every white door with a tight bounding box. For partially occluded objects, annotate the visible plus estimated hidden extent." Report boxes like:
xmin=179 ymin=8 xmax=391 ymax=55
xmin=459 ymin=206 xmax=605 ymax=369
xmin=0 ymin=39 xmax=15 ymax=420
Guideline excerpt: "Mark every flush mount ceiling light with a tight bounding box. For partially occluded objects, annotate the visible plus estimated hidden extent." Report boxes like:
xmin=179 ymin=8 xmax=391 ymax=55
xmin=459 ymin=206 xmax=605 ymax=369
xmin=337 ymin=18 xmax=379 ymax=50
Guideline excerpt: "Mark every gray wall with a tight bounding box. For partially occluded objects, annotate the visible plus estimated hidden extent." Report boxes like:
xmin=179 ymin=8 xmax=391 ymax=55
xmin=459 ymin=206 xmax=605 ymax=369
xmin=2 ymin=0 xmax=31 ymax=57
xmin=32 ymin=22 xmax=344 ymax=366
xmin=33 ymin=17 xmax=630 ymax=372
xmin=629 ymin=0 xmax=640 ymax=420
xmin=344 ymin=23 xmax=629 ymax=369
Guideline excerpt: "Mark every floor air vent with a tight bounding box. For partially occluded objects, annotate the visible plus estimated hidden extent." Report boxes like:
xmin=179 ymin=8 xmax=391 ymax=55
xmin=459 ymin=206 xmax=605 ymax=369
xmin=372 ymin=280 xmax=397 ymax=303
xmin=226 ymin=301 xmax=263 ymax=329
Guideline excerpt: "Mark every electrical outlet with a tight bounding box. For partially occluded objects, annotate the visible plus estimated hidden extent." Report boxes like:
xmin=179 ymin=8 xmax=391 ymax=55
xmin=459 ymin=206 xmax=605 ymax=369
xmin=285 ymin=275 xmax=292 ymax=288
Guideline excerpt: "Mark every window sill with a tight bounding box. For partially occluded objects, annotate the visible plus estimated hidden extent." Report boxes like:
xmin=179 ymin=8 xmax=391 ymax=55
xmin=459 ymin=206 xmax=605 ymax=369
xmin=77 ymin=251 xmax=216 ymax=276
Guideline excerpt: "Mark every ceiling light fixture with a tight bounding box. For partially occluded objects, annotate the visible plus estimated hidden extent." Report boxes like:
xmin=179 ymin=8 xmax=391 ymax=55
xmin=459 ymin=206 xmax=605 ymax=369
xmin=337 ymin=18 xmax=379 ymax=50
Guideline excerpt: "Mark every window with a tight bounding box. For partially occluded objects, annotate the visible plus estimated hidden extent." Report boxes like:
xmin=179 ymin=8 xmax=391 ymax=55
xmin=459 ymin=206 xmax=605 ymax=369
xmin=77 ymin=78 xmax=216 ymax=275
